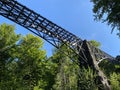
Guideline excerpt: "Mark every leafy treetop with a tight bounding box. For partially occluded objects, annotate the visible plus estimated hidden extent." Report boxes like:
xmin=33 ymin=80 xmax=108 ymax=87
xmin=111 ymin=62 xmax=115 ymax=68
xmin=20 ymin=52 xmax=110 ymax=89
xmin=91 ymin=0 xmax=120 ymax=35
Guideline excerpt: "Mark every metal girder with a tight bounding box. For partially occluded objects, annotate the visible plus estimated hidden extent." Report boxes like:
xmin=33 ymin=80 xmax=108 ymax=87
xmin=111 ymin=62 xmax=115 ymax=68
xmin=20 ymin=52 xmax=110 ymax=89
xmin=0 ymin=0 xmax=115 ymax=64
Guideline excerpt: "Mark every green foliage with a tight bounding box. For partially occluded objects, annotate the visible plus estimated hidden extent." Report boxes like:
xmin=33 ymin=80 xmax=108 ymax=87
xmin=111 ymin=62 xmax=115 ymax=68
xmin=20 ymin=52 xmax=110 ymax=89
xmin=51 ymin=44 xmax=79 ymax=90
xmin=0 ymin=23 xmax=20 ymax=90
xmin=78 ymin=67 xmax=98 ymax=90
xmin=0 ymin=23 xmax=119 ymax=90
xmin=99 ymin=59 xmax=120 ymax=90
xmin=15 ymin=34 xmax=46 ymax=89
xmin=99 ymin=60 xmax=115 ymax=76
xmin=0 ymin=23 xmax=20 ymax=48
xmin=99 ymin=60 xmax=120 ymax=76
xmin=110 ymin=72 xmax=120 ymax=90
xmin=91 ymin=0 xmax=120 ymax=35
xmin=0 ymin=23 xmax=46 ymax=90
xmin=89 ymin=40 xmax=101 ymax=48
xmin=50 ymin=44 xmax=100 ymax=90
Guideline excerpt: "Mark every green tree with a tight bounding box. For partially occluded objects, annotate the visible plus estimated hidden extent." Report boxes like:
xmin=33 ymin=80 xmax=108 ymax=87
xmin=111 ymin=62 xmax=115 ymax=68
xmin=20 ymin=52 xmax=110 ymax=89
xmin=110 ymin=72 xmax=120 ymax=90
xmin=15 ymin=34 xmax=46 ymax=90
xmin=78 ymin=67 xmax=98 ymax=90
xmin=50 ymin=40 xmax=101 ymax=90
xmin=51 ymin=44 xmax=78 ymax=90
xmin=89 ymin=40 xmax=101 ymax=48
xmin=33 ymin=57 xmax=57 ymax=90
xmin=0 ymin=23 xmax=20 ymax=89
xmin=50 ymin=41 xmax=100 ymax=90
xmin=91 ymin=0 xmax=120 ymax=35
xmin=99 ymin=59 xmax=120 ymax=90
xmin=0 ymin=23 xmax=47 ymax=90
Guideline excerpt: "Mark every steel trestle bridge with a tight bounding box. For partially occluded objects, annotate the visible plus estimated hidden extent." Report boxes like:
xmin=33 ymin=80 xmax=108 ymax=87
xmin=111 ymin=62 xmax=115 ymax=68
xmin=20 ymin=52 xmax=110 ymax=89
xmin=0 ymin=0 xmax=115 ymax=89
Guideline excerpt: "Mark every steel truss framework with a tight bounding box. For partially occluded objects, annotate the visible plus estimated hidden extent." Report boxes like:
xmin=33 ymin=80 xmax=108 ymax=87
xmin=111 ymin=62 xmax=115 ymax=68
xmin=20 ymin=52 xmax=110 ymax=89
xmin=0 ymin=0 xmax=116 ymax=89
xmin=0 ymin=0 xmax=114 ymax=64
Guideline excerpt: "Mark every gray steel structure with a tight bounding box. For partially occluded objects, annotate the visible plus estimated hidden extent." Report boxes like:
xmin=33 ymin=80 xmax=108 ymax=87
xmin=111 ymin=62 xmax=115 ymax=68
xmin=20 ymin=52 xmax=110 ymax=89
xmin=0 ymin=0 xmax=115 ymax=89
xmin=0 ymin=0 xmax=114 ymax=63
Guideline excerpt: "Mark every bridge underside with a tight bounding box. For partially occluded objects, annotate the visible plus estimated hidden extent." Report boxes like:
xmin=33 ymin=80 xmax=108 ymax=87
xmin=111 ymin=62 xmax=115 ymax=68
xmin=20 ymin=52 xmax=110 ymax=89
xmin=0 ymin=0 xmax=115 ymax=90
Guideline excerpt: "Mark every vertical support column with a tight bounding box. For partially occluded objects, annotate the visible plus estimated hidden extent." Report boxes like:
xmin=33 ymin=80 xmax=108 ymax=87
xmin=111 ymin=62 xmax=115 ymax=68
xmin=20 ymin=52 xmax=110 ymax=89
xmin=77 ymin=40 xmax=111 ymax=90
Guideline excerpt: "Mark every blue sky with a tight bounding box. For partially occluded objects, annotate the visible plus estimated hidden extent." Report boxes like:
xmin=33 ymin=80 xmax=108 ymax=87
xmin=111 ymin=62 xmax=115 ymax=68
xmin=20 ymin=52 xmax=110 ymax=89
xmin=0 ymin=0 xmax=120 ymax=57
